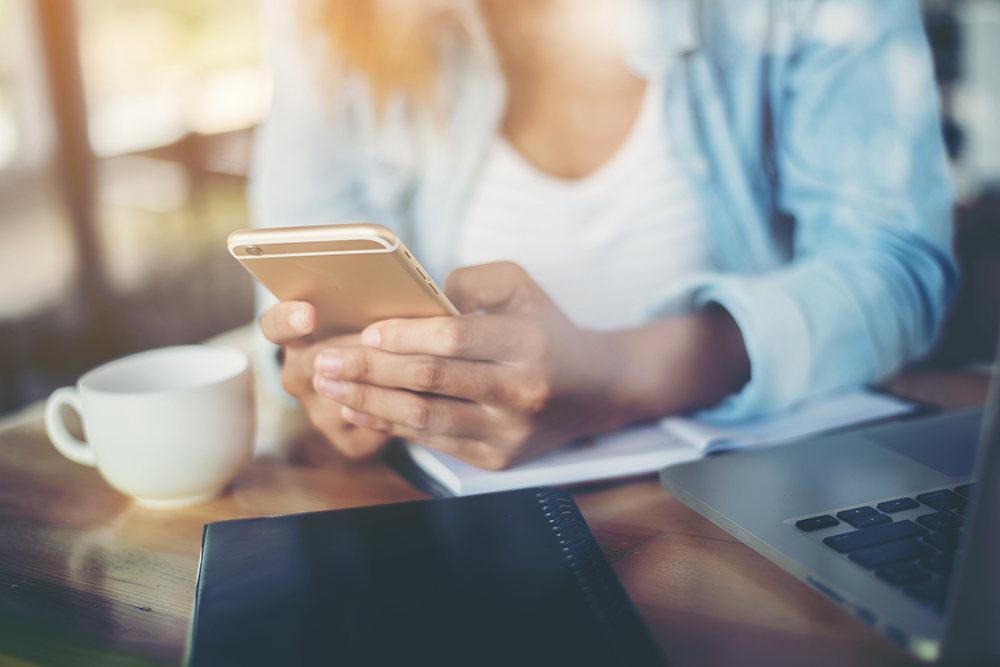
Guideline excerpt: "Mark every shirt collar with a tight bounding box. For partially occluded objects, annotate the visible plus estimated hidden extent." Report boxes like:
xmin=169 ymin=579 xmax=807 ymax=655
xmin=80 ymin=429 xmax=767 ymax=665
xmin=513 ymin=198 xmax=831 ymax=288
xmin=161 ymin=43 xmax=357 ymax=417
xmin=623 ymin=0 xmax=701 ymax=79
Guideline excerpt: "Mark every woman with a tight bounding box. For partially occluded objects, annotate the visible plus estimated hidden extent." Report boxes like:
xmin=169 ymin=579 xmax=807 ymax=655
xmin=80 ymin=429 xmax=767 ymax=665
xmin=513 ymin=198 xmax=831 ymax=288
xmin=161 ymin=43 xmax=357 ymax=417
xmin=253 ymin=0 xmax=956 ymax=470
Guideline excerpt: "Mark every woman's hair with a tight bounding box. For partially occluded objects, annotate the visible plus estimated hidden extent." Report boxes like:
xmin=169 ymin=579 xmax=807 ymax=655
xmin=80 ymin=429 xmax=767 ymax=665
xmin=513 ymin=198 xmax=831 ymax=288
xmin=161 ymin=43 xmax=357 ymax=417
xmin=301 ymin=0 xmax=448 ymax=114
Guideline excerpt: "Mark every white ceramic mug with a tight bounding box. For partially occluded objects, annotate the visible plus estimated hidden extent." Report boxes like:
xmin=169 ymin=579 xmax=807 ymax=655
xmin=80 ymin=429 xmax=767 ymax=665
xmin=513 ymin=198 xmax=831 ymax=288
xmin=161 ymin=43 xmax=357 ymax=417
xmin=44 ymin=345 xmax=255 ymax=509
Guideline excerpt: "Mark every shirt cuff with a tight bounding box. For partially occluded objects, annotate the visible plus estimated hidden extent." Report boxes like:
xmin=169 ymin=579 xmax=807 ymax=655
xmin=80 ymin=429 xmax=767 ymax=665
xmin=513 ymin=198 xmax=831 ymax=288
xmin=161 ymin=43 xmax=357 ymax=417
xmin=646 ymin=272 xmax=812 ymax=423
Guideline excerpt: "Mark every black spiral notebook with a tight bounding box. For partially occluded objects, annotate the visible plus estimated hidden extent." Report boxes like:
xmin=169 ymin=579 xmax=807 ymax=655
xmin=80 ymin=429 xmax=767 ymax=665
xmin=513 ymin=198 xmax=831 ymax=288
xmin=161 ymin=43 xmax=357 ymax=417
xmin=185 ymin=488 xmax=665 ymax=667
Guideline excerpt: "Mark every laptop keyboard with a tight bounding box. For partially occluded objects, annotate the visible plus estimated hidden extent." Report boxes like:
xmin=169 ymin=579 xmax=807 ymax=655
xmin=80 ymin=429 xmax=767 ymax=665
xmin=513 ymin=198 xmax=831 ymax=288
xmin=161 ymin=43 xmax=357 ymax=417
xmin=793 ymin=483 xmax=976 ymax=614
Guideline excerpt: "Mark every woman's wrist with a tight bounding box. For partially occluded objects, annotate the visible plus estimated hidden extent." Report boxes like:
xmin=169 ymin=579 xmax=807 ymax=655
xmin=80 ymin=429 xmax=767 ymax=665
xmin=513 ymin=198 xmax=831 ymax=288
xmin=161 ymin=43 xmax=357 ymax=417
xmin=596 ymin=304 xmax=750 ymax=432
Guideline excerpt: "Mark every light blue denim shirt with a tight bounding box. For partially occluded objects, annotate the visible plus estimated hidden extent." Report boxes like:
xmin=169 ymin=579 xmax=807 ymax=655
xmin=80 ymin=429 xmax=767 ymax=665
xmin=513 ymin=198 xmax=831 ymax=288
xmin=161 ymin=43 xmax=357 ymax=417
xmin=251 ymin=0 xmax=957 ymax=422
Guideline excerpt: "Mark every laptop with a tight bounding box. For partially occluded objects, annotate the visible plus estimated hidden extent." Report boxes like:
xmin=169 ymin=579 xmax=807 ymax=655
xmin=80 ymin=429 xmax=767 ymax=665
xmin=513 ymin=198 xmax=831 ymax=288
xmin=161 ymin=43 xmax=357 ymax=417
xmin=659 ymin=336 xmax=1000 ymax=663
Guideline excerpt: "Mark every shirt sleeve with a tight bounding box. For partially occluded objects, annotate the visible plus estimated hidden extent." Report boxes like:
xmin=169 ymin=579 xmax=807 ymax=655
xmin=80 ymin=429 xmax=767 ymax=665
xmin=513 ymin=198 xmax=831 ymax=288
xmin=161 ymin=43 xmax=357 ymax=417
xmin=651 ymin=0 xmax=958 ymax=422
xmin=250 ymin=0 xmax=422 ymax=399
xmin=249 ymin=0 xmax=375 ymax=233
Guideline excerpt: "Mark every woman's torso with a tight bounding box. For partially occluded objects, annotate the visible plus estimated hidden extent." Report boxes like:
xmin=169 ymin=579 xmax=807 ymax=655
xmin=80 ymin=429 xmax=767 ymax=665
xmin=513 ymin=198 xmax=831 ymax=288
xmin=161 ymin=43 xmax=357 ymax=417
xmin=456 ymin=76 xmax=714 ymax=330
xmin=456 ymin=0 xmax=714 ymax=329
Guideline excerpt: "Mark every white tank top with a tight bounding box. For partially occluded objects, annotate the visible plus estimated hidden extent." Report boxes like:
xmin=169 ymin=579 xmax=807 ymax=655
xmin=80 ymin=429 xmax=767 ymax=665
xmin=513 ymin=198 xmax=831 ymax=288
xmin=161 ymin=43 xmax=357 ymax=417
xmin=455 ymin=78 xmax=715 ymax=331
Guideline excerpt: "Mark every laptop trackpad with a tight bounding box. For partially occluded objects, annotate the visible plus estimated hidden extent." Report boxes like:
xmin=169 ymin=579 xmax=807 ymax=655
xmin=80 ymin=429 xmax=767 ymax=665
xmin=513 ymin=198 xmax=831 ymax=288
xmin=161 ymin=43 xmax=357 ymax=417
xmin=866 ymin=407 xmax=983 ymax=477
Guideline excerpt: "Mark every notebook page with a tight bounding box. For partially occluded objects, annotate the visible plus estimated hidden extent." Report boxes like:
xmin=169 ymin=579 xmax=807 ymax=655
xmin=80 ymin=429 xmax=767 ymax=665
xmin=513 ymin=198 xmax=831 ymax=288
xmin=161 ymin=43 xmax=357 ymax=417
xmin=661 ymin=389 xmax=918 ymax=454
xmin=405 ymin=424 xmax=698 ymax=495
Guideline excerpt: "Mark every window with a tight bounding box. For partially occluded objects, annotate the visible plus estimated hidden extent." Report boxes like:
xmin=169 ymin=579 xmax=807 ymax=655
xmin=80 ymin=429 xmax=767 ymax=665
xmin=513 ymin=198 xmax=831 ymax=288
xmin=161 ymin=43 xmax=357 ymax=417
xmin=0 ymin=0 xmax=265 ymax=414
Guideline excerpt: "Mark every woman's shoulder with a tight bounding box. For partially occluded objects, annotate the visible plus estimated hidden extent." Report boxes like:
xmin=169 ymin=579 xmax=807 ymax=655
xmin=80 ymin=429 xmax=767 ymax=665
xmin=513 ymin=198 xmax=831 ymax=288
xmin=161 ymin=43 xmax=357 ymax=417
xmin=690 ymin=0 xmax=921 ymax=58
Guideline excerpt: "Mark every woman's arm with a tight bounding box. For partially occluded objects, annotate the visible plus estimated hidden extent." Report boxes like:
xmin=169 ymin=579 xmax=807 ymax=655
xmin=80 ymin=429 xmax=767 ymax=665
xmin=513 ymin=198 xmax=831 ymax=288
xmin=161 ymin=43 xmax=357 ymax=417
xmin=272 ymin=262 xmax=749 ymax=470
xmin=645 ymin=0 xmax=957 ymax=421
xmin=602 ymin=302 xmax=750 ymax=428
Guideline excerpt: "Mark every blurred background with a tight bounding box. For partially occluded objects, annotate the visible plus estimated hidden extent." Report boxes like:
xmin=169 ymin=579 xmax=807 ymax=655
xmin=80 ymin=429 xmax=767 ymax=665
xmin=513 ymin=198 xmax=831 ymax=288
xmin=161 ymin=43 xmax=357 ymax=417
xmin=0 ymin=0 xmax=998 ymax=417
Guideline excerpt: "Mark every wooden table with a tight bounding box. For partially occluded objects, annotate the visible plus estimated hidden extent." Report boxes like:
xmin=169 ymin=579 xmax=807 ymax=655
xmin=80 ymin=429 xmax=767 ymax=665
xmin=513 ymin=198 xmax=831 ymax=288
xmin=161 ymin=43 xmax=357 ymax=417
xmin=0 ymin=366 xmax=989 ymax=667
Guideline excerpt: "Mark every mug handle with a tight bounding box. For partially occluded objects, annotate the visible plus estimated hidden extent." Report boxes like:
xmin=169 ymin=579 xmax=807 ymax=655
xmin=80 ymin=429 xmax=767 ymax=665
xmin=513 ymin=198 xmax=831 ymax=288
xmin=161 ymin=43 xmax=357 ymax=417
xmin=44 ymin=387 xmax=98 ymax=467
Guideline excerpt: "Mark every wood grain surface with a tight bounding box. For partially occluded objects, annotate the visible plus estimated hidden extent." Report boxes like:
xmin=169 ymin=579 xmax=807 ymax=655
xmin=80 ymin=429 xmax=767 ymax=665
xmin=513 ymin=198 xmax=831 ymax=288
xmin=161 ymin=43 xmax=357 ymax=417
xmin=0 ymin=367 xmax=989 ymax=667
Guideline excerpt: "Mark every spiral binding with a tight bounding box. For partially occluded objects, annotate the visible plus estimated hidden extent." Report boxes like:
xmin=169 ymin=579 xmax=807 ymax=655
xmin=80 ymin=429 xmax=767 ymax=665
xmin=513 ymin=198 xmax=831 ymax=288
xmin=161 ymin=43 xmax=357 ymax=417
xmin=535 ymin=488 xmax=626 ymax=627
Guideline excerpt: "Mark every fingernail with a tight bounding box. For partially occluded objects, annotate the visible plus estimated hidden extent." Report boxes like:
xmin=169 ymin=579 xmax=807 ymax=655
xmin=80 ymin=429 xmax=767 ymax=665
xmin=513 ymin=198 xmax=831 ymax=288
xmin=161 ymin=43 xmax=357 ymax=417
xmin=361 ymin=327 xmax=381 ymax=348
xmin=316 ymin=350 xmax=342 ymax=376
xmin=316 ymin=378 xmax=343 ymax=398
xmin=291 ymin=308 xmax=310 ymax=333
xmin=343 ymin=406 xmax=369 ymax=425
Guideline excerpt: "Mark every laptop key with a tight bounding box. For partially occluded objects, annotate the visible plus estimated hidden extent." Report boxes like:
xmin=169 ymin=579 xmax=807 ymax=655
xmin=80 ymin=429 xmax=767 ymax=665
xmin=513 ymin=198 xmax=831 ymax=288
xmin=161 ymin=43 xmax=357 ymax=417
xmin=921 ymin=552 xmax=955 ymax=575
xmin=849 ymin=538 xmax=935 ymax=569
xmin=837 ymin=506 xmax=878 ymax=523
xmin=917 ymin=490 xmax=965 ymax=511
xmin=849 ymin=514 xmax=892 ymax=529
xmin=916 ymin=511 xmax=963 ymax=532
xmin=904 ymin=577 xmax=949 ymax=614
xmin=953 ymin=502 xmax=973 ymax=517
xmin=875 ymin=561 xmax=932 ymax=587
xmin=877 ymin=498 xmax=919 ymax=513
xmin=796 ymin=515 xmax=840 ymax=531
xmin=954 ymin=483 xmax=976 ymax=499
xmin=923 ymin=530 xmax=961 ymax=552
xmin=823 ymin=520 xmax=928 ymax=553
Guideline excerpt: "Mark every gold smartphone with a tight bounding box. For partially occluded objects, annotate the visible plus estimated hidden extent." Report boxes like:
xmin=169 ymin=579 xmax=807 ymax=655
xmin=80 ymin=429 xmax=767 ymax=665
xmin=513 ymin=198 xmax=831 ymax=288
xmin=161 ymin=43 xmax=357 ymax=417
xmin=228 ymin=223 xmax=459 ymax=336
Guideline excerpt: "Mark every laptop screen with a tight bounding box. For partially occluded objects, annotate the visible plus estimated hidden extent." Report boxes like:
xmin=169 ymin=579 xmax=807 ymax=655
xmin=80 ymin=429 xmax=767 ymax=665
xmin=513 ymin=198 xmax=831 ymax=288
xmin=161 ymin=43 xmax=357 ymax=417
xmin=939 ymin=334 xmax=1000 ymax=663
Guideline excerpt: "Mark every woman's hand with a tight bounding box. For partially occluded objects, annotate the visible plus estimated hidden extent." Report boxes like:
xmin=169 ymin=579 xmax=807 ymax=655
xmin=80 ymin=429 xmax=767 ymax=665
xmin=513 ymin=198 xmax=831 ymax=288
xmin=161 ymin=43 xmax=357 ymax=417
xmin=259 ymin=302 xmax=394 ymax=458
xmin=310 ymin=262 xmax=751 ymax=470
xmin=312 ymin=263 xmax=618 ymax=469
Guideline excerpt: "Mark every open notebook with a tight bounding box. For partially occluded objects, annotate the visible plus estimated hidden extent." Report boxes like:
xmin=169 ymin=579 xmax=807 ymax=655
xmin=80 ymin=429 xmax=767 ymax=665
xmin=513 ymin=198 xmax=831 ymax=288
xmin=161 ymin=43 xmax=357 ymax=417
xmin=403 ymin=390 xmax=920 ymax=496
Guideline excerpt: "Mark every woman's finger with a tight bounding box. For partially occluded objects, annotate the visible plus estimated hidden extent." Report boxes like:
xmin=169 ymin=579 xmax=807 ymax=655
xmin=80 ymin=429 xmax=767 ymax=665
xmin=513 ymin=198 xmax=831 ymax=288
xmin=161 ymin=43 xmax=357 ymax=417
xmin=443 ymin=261 xmax=544 ymax=316
xmin=361 ymin=314 xmax=544 ymax=363
xmin=259 ymin=301 xmax=318 ymax=345
xmin=301 ymin=393 xmax=391 ymax=459
xmin=315 ymin=346 xmax=537 ymax=407
xmin=315 ymin=377 xmax=500 ymax=442
xmin=281 ymin=332 xmax=362 ymax=398
xmin=341 ymin=408 xmax=516 ymax=471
